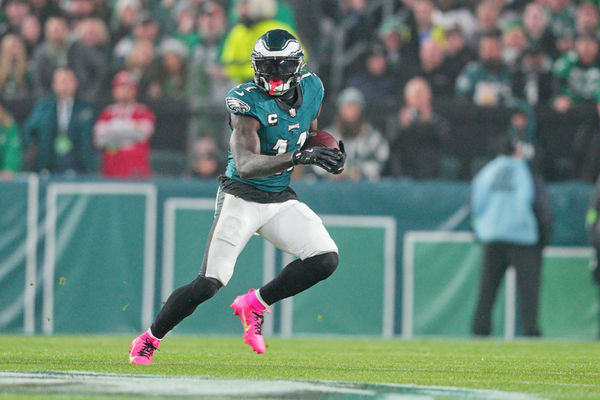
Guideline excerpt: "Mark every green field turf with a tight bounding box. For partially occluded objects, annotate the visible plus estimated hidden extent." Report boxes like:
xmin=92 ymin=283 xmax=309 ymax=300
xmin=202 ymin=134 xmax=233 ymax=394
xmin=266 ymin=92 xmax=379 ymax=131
xmin=0 ymin=335 xmax=599 ymax=399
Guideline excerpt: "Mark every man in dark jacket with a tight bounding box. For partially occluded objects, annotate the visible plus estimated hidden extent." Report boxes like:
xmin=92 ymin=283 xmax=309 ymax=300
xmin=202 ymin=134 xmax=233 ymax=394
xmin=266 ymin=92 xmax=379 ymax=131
xmin=23 ymin=68 xmax=96 ymax=174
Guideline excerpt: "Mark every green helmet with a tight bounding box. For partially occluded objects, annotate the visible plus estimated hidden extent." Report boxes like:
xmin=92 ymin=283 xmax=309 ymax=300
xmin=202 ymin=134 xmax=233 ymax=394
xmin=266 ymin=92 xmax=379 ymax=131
xmin=251 ymin=29 xmax=305 ymax=96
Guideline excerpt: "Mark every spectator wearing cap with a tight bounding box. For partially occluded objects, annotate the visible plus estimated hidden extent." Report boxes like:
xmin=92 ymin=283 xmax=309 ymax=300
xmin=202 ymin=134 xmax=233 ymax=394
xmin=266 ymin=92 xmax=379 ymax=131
xmin=318 ymin=87 xmax=389 ymax=181
xmin=553 ymin=34 xmax=600 ymax=113
xmin=113 ymin=11 xmax=161 ymax=69
xmin=146 ymin=38 xmax=189 ymax=100
xmin=93 ymin=71 xmax=155 ymax=178
xmin=0 ymin=101 xmax=23 ymax=179
xmin=512 ymin=45 xmax=554 ymax=106
xmin=387 ymin=77 xmax=451 ymax=179
xmin=23 ymin=68 xmax=96 ymax=174
xmin=378 ymin=16 xmax=420 ymax=78
xmin=220 ymin=0 xmax=299 ymax=83
xmin=31 ymin=14 xmax=108 ymax=102
xmin=455 ymin=31 xmax=514 ymax=107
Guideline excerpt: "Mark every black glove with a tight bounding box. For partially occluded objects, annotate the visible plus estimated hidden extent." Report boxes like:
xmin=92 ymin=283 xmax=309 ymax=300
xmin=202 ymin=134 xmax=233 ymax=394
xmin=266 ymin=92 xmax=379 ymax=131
xmin=331 ymin=140 xmax=346 ymax=175
xmin=292 ymin=146 xmax=343 ymax=173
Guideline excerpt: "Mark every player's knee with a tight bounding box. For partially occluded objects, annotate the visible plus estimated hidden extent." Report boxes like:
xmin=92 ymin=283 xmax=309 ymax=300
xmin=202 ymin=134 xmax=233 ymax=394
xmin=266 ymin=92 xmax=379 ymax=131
xmin=311 ymin=251 xmax=338 ymax=281
xmin=190 ymin=276 xmax=220 ymax=304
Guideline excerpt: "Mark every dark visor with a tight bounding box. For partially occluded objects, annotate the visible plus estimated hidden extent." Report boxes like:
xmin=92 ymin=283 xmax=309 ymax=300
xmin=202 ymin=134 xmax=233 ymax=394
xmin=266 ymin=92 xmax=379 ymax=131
xmin=255 ymin=59 xmax=299 ymax=76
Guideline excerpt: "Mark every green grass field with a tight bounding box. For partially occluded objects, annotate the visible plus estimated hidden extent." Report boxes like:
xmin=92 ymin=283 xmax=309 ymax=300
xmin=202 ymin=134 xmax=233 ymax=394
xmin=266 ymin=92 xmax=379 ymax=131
xmin=0 ymin=335 xmax=599 ymax=399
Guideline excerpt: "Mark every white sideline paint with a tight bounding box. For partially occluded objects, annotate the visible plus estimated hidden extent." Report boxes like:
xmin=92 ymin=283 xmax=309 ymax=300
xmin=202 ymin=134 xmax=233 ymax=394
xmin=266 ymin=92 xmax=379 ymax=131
xmin=279 ymin=215 xmax=397 ymax=339
xmin=0 ymin=371 xmax=540 ymax=400
xmin=42 ymin=183 xmax=157 ymax=334
xmin=402 ymin=231 xmax=592 ymax=340
xmin=24 ymin=174 xmax=39 ymax=335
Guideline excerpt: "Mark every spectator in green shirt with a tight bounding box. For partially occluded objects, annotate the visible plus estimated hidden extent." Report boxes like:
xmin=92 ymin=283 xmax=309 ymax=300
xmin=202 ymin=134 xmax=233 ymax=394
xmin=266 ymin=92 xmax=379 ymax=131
xmin=455 ymin=31 xmax=513 ymax=107
xmin=0 ymin=101 xmax=22 ymax=178
xmin=553 ymin=34 xmax=600 ymax=113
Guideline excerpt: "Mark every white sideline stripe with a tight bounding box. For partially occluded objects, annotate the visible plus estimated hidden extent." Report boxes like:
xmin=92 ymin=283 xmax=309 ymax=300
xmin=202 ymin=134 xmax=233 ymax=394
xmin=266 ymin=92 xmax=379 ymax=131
xmin=437 ymin=204 xmax=470 ymax=232
xmin=281 ymin=215 xmax=397 ymax=338
xmin=0 ymin=371 xmax=540 ymax=400
xmin=504 ymin=267 xmax=516 ymax=340
xmin=161 ymin=197 xmax=277 ymax=336
xmin=162 ymin=198 xmax=215 ymax=302
xmin=322 ymin=215 xmax=397 ymax=339
xmin=24 ymin=174 xmax=39 ymax=335
xmin=262 ymin=241 xmax=276 ymax=336
xmin=280 ymin=252 xmax=295 ymax=338
xmin=543 ymin=247 xmax=593 ymax=258
xmin=402 ymin=233 xmax=415 ymax=339
xmin=42 ymin=183 xmax=157 ymax=334
xmin=402 ymin=230 xmax=593 ymax=340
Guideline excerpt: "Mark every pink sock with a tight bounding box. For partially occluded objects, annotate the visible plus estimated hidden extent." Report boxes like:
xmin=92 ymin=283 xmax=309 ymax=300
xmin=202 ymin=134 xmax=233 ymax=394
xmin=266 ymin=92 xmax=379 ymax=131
xmin=246 ymin=289 xmax=266 ymax=311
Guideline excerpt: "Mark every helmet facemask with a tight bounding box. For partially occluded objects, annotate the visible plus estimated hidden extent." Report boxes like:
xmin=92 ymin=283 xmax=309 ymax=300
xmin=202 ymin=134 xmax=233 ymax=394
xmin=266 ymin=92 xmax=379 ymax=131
xmin=251 ymin=30 xmax=305 ymax=96
xmin=252 ymin=56 xmax=304 ymax=96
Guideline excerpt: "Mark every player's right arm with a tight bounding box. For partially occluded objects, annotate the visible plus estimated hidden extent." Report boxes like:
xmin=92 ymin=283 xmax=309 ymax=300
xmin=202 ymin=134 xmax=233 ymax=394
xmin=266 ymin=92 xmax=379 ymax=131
xmin=230 ymin=113 xmax=296 ymax=179
xmin=230 ymin=113 xmax=343 ymax=179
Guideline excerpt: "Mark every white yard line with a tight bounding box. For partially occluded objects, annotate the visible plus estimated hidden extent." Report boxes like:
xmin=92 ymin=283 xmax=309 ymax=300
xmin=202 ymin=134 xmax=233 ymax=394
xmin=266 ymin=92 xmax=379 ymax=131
xmin=0 ymin=371 xmax=541 ymax=400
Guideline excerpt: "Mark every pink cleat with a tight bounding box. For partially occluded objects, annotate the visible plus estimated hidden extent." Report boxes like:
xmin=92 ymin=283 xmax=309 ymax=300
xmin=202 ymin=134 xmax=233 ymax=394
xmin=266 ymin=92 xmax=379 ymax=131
xmin=129 ymin=331 xmax=160 ymax=365
xmin=231 ymin=289 xmax=270 ymax=354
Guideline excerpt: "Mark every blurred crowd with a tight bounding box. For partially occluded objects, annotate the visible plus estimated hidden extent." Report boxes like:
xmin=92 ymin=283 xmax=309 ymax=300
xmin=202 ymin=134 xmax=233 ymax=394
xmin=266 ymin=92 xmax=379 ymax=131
xmin=0 ymin=0 xmax=599 ymax=181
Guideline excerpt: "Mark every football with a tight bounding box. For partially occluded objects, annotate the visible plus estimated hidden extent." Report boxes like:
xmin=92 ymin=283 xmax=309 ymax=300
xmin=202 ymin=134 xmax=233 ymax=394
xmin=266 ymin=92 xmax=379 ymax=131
xmin=303 ymin=130 xmax=340 ymax=150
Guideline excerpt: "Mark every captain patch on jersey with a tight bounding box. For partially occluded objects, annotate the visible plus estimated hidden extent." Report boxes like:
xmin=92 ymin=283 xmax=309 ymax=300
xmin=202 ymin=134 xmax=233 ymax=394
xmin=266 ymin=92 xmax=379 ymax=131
xmin=226 ymin=97 xmax=251 ymax=113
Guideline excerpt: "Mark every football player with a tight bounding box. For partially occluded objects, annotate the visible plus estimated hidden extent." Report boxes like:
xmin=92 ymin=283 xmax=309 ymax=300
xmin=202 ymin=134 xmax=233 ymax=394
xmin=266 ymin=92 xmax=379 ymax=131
xmin=129 ymin=29 xmax=346 ymax=363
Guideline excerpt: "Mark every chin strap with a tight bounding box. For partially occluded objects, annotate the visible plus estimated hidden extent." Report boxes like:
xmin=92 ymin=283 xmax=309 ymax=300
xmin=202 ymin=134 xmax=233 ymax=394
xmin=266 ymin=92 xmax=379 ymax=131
xmin=268 ymin=78 xmax=284 ymax=95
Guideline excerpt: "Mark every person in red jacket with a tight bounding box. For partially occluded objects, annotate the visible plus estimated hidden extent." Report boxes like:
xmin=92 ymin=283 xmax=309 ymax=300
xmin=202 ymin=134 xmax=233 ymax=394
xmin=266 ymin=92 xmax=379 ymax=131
xmin=93 ymin=70 xmax=155 ymax=178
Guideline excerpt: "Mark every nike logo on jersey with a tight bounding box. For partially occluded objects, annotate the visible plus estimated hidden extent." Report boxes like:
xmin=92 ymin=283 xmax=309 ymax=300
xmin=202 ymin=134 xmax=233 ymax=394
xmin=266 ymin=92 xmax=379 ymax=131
xmin=233 ymin=86 xmax=258 ymax=96
xmin=288 ymin=123 xmax=300 ymax=131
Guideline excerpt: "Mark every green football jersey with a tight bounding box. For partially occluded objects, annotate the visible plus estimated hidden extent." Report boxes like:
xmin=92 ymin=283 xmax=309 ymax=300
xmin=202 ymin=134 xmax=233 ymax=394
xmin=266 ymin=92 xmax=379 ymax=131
xmin=224 ymin=71 xmax=324 ymax=192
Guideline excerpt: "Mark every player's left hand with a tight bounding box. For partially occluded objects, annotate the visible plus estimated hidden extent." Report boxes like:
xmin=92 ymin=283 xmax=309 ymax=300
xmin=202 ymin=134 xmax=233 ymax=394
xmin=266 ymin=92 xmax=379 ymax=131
xmin=331 ymin=140 xmax=346 ymax=175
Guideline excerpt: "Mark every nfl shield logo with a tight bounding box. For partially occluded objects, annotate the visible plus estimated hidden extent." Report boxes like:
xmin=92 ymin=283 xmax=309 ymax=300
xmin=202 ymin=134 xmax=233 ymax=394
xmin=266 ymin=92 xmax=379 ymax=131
xmin=289 ymin=108 xmax=296 ymax=117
